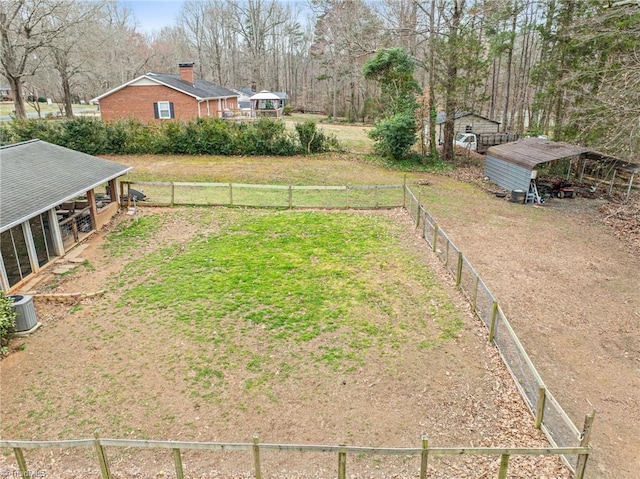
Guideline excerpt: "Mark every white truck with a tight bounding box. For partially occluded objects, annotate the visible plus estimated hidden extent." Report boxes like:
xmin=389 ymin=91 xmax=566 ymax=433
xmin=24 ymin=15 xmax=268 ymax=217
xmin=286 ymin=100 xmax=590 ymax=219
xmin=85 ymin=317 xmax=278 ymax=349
xmin=454 ymin=132 xmax=519 ymax=154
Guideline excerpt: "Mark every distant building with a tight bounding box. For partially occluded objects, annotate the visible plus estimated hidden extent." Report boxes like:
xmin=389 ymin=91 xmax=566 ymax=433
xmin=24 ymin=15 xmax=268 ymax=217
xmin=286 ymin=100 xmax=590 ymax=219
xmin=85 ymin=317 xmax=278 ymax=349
xmin=92 ymin=63 xmax=239 ymax=122
xmin=426 ymin=111 xmax=501 ymax=145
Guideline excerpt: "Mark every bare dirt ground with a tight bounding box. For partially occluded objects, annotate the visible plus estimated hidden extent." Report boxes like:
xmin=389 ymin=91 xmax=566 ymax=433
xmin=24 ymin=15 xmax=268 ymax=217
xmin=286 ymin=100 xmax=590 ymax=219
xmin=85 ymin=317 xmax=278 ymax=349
xmin=2 ymin=208 xmax=571 ymax=478
xmin=2 ymin=155 xmax=639 ymax=478
xmin=423 ymin=166 xmax=640 ymax=479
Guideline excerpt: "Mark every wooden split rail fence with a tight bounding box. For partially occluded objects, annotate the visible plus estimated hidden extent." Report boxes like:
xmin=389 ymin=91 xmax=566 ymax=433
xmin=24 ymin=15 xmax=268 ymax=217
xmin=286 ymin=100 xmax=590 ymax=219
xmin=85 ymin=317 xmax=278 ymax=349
xmin=1 ymin=180 xmax=594 ymax=477
xmin=0 ymin=431 xmax=593 ymax=479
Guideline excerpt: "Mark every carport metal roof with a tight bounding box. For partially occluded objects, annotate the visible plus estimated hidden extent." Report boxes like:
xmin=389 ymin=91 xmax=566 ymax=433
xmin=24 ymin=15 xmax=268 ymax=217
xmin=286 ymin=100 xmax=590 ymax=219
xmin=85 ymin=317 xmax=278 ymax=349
xmin=486 ymin=137 xmax=639 ymax=200
xmin=487 ymin=137 xmax=592 ymax=169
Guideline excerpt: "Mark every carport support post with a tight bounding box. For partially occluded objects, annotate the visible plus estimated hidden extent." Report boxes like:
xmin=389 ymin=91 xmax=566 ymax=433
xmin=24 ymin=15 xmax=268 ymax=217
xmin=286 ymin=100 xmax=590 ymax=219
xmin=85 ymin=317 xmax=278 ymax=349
xmin=626 ymin=171 xmax=635 ymax=202
xmin=489 ymin=301 xmax=499 ymax=342
xmin=609 ymin=170 xmax=616 ymax=196
xmin=575 ymin=412 xmax=595 ymax=479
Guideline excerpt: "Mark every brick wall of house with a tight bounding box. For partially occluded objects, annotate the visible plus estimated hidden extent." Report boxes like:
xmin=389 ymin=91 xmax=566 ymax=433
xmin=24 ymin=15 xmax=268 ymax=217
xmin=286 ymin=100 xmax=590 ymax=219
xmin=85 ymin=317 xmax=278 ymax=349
xmin=99 ymin=85 xmax=199 ymax=122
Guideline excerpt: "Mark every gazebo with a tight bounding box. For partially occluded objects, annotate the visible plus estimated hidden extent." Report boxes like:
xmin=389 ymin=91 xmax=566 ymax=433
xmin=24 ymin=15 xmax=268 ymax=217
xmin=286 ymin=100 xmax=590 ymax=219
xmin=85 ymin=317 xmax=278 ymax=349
xmin=249 ymin=90 xmax=283 ymax=118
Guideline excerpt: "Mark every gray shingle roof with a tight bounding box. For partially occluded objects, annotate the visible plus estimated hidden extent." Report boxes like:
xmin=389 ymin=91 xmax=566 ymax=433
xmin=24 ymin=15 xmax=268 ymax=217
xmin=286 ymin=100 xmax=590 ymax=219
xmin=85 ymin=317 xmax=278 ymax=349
xmin=147 ymin=73 xmax=238 ymax=99
xmin=0 ymin=140 xmax=131 ymax=232
xmin=435 ymin=111 xmax=499 ymax=125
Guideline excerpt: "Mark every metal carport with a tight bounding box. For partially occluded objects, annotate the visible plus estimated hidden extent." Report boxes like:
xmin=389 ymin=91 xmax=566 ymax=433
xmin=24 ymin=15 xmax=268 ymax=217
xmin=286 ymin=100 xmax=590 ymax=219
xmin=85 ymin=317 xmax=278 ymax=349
xmin=485 ymin=137 xmax=638 ymax=200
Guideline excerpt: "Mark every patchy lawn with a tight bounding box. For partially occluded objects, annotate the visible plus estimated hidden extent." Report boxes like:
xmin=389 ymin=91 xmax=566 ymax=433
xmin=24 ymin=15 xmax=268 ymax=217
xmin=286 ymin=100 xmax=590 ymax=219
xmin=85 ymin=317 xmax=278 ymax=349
xmin=0 ymin=208 xmax=567 ymax=478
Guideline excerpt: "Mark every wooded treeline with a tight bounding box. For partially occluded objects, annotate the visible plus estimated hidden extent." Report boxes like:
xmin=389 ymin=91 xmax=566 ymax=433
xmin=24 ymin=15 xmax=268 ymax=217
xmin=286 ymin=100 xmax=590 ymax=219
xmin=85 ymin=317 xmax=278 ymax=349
xmin=1 ymin=0 xmax=638 ymax=161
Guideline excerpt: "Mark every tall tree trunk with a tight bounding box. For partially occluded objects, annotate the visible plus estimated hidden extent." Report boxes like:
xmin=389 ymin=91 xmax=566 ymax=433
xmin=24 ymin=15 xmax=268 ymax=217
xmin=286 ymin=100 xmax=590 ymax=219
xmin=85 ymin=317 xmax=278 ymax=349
xmin=502 ymin=1 xmax=518 ymax=132
xmin=7 ymin=75 xmax=27 ymax=118
xmin=428 ymin=0 xmax=437 ymax=158
xmin=0 ymin=10 xmax=27 ymax=119
xmin=442 ymin=0 xmax=464 ymax=163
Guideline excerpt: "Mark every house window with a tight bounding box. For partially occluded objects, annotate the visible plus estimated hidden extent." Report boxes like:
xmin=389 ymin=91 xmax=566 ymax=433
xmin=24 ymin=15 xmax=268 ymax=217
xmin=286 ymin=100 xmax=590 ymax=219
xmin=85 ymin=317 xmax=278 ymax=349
xmin=154 ymin=101 xmax=174 ymax=119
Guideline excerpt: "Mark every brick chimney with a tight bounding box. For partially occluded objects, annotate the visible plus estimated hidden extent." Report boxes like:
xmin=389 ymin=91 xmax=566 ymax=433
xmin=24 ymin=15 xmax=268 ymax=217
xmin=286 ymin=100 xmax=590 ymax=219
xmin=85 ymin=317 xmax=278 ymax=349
xmin=178 ymin=62 xmax=195 ymax=84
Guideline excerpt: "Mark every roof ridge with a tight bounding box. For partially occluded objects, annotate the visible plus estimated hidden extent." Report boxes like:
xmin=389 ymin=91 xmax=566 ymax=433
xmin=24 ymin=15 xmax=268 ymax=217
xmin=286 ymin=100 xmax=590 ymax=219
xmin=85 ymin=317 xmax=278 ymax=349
xmin=0 ymin=139 xmax=40 ymax=150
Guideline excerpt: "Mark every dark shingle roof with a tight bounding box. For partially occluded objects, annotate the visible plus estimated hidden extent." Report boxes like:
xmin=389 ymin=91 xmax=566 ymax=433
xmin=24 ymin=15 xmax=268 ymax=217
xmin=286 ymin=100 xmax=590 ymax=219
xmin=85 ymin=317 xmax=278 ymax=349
xmin=0 ymin=140 xmax=131 ymax=232
xmin=147 ymin=73 xmax=238 ymax=99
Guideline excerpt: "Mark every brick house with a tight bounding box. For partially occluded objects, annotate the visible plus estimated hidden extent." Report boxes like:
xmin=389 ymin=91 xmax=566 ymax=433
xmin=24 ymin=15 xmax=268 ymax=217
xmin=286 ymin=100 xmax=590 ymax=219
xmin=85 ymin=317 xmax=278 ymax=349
xmin=92 ymin=63 xmax=239 ymax=122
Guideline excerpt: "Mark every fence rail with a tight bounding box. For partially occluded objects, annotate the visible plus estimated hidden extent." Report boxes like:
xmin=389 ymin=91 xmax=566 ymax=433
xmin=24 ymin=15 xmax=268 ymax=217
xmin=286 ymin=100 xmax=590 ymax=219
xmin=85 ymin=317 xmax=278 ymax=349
xmin=1 ymin=180 xmax=593 ymax=478
xmin=0 ymin=433 xmax=591 ymax=479
xmin=120 ymin=181 xmax=405 ymax=210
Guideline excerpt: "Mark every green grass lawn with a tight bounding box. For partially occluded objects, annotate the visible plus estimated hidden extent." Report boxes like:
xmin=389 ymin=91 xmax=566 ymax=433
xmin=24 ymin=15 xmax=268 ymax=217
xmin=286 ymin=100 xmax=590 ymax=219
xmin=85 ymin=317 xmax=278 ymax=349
xmin=102 ymin=209 xmax=461 ymax=400
xmin=284 ymin=113 xmax=374 ymax=153
xmin=0 ymin=101 xmax=99 ymax=117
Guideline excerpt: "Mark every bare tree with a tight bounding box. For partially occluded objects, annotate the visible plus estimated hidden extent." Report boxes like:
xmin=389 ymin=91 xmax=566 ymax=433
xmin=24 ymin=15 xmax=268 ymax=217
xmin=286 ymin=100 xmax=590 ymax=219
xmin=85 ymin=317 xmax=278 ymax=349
xmin=0 ymin=0 xmax=80 ymax=118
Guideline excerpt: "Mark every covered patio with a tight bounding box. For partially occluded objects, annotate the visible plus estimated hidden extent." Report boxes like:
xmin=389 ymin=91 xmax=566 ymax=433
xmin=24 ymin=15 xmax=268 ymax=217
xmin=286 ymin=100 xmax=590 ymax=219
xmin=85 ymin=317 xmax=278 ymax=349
xmin=0 ymin=140 xmax=131 ymax=292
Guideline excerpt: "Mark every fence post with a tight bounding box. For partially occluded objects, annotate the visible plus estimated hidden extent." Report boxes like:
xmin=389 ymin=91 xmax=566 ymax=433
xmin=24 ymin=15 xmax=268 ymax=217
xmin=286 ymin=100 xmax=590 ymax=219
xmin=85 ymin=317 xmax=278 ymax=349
xmin=445 ymin=238 xmax=450 ymax=267
xmin=456 ymin=252 xmax=463 ymax=287
xmin=173 ymin=448 xmax=184 ymax=479
xmin=93 ymin=430 xmax=112 ymax=479
xmin=419 ymin=435 xmax=429 ymax=479
xmin=472 ymin=275 xmax=479 ymax=312
xmin=498 ymin=454 xmax=510 ymax=479
xmin=288 ymin=185 xmax=293 ymax=209
xmin=229 ymin=183 xmax=234 ymax=206
xmin=575 ymin=411 xmax=595 ymax=479
xmin=403 ymin=176 xmax=407 ymax=209
xmin=171 ymin=182 xmax=175 ymax=206
xmin=13 ymin=447 xmax=28 ymax=476
xmin=338 ymin=445 xmax=347 ymax=479
xmin=489 ymin=301 xmax=499 ymax=342
xmin=535 ymin=386 xmax=546 ymax=429
xmin=346 ymin=185 xmax=350 ymax=209
xmin=432 ymin=223 xmax=439 ymax=253
xmin=375 ymin=185 xmax=379 ymax=208
xmin=416 ymin=191 xmax=421 ymax=228
xmin=252 ymin=433 xmax=263 ymax=479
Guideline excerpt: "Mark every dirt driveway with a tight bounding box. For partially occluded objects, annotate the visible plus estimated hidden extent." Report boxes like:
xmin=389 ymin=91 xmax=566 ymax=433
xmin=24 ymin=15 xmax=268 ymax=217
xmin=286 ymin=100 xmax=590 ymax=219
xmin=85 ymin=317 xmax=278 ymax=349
xmin=418 ymin=174 xmax=640 ymax=479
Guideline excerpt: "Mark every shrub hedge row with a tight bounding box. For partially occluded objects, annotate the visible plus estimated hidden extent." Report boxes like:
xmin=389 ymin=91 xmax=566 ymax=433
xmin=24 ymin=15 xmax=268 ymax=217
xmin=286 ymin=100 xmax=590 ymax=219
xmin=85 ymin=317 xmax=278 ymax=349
xmin=0 ymin=117 xmax=340 ymax=156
